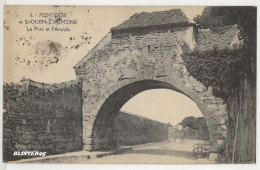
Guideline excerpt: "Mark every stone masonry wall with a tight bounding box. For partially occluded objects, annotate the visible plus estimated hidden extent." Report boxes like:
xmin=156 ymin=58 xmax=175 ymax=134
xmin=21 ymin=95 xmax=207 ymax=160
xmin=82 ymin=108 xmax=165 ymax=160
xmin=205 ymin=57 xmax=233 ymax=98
xmin=74 ymin=26 xmax=228 ymax=160
xmin=3 ymin=79 xmax=83 ymax=162
xmin=110 ymin=111 xmax=169 ymax=147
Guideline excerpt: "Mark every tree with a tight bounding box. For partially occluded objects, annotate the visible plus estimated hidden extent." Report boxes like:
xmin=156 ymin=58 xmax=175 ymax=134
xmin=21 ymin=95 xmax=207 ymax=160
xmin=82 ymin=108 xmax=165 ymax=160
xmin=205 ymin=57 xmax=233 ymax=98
xmin=180 ymin=116 xmax=209 ymax=140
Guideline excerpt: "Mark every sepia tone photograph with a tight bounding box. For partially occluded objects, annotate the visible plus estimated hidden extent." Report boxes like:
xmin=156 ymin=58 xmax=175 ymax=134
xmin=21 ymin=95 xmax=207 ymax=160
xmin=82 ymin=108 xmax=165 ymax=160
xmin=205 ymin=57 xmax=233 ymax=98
xmin=2 ymin=6 xmax=256 ymax=164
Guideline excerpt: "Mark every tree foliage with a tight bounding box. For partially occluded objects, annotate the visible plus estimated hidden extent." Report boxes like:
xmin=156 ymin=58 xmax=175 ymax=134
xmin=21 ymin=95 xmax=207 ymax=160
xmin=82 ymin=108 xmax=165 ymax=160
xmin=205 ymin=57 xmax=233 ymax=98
xmin=180 ymin=116 xmax=207 ymax=130
xmin=180 ymin=116 xmax=209 ymax=140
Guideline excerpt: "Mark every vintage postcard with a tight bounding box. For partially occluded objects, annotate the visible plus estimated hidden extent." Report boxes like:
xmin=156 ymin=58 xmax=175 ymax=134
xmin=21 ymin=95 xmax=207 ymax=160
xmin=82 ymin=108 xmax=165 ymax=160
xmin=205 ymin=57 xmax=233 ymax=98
xmin=2 ymin=6 xmax=256 ymax=164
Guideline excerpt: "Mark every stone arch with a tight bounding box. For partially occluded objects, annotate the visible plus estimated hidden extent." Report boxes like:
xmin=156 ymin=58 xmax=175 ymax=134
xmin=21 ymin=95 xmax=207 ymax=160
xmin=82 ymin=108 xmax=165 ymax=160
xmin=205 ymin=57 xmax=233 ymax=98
xmin=82 ymin=73 xmax=228 ymax=158
xmin=91 ymin=79 xmax=207 ymax=151
xmin=77 ymin=25 xmax=229 ymax=160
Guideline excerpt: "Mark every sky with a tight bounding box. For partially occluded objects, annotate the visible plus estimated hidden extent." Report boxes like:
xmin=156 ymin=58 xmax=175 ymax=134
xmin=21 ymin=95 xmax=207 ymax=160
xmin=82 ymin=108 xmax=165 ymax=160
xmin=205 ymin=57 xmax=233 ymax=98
xmin=3 ymin=6 xmax=205 ymax=125
xmin=121 ymin=89 xmax=203 ymax=126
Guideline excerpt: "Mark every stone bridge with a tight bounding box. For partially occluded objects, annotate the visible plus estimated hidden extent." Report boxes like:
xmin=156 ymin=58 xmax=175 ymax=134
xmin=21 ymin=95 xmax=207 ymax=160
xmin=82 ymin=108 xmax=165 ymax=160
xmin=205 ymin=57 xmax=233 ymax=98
xmin=73 ymin=9 xmax=232 ymax=160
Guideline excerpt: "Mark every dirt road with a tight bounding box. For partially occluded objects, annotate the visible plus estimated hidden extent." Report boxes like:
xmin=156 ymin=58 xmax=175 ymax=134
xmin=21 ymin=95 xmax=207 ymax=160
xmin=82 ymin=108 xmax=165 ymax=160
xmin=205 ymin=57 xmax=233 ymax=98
xmin=76 ymin=140 xmax=215 ymax=164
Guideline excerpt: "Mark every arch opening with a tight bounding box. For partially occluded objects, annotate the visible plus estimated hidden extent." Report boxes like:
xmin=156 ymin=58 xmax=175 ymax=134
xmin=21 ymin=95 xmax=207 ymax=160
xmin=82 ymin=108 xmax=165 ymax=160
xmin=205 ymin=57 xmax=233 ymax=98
xmin=120 ymin=89 xmax=203 ymax=126
xmin=91 ymin=80 xmax=209 ymax=151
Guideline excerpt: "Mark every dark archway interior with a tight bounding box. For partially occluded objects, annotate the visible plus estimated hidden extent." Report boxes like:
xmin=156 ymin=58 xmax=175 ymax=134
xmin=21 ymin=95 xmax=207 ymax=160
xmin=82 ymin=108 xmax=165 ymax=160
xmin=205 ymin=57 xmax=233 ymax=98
xmin=92 ymin=80 xmax=192 ymax=151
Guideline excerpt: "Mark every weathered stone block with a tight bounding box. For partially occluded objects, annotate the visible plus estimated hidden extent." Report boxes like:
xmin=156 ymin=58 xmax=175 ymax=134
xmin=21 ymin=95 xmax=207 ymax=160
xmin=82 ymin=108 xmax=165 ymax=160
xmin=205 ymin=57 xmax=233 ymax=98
xmin=214 ymin=110 xmax=226 ymax=116
xmin=218 ymin=124 xmax=228 ymax=131
xmin=218 ymin=130 xmax=227 ymax=138
xmin=206 ymin=105 xmax=218 ymax=112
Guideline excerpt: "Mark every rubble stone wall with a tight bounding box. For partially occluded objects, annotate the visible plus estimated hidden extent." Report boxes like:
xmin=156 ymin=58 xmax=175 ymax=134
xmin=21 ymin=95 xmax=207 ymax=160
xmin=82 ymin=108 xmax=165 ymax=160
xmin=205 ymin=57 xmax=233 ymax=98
xmin=3 ymin=79 xmax=83 ymax=162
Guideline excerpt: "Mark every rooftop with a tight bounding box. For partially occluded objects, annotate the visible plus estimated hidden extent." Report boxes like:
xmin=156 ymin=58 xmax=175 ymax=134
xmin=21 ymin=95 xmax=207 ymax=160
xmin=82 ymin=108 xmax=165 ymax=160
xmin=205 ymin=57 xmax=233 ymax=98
xmin=195 ymin=25 xmax=240 ymax=51
xmin=111 ymin=9 xmax=190 ymax=31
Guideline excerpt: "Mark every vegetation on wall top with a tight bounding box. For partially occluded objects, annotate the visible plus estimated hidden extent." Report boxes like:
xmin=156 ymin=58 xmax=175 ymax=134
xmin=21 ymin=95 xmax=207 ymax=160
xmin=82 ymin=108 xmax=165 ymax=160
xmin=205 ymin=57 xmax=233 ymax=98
xmin=182 ymin=7 xmax=256 ymax=101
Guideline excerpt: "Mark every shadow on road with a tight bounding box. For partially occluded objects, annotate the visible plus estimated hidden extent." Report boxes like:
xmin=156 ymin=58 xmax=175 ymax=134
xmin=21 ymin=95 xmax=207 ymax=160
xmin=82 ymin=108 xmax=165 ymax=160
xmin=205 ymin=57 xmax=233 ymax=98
xmin=120 ymin=149 xmax=196 ymax=160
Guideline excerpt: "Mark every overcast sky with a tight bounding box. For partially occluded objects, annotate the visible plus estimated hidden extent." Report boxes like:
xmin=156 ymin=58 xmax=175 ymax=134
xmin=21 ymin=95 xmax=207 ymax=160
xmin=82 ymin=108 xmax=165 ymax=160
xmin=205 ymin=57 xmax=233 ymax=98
xmin=121 ymin=89 xmax=203 ymax=126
